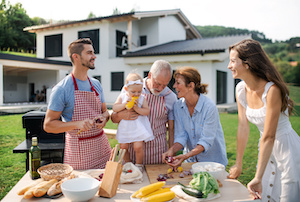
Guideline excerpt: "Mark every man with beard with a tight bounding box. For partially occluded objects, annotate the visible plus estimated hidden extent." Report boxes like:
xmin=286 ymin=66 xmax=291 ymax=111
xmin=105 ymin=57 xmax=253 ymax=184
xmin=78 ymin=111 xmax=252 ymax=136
xmin=44 ymin=38 xmax=111 ymax=170
xmin=111 ymin=60 xmax=177 ymax=168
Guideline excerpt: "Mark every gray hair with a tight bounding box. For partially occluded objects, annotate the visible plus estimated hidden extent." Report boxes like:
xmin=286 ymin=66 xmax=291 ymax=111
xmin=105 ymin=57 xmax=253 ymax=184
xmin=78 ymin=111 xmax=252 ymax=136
xmin=149 ymin=60 xmax=172 ymax=79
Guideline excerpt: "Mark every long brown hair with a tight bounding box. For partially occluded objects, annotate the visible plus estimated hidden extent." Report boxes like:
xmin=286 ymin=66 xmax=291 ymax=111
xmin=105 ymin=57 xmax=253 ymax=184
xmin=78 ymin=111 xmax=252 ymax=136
xmin=229 ymin=39 xmax=294 ymax=114
xmin=174 ymin=66 xmax=208 ymax=95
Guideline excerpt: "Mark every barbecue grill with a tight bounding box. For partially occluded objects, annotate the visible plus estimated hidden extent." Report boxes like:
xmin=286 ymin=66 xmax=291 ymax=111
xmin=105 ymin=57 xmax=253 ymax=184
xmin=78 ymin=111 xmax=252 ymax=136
xmin=13 ymin=111 xmax=65 ymax=171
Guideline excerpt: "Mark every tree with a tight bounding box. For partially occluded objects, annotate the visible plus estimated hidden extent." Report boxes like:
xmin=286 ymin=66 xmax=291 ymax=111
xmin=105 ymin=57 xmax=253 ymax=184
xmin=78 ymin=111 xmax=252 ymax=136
xmin=5 ymin=2 xmax=33 ymax=49
xmin=113 ymin=7 xmax=121 ymax=15
xmin=195 ymin=25 xmax=272 ymax=43
xmin=87 ymin=12 xmax=96 ymax=19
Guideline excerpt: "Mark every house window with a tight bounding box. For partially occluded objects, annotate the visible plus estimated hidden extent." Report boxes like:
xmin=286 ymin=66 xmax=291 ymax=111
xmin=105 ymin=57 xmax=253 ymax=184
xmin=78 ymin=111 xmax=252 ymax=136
xmin=217 ymin=70 xmax=227 ymax=104
xmin=45 ymin=34 xmax=62 ymax=57
xmin=78 ymin=29 xmax=100 ymax=54
xmin=116 ymin=30 xmax=128 ymax=57
xmin=93 ymin=75 xmax=101 ymax=84
xmin=143 ymin=71 xmax=149 ymax=78
xmin=140 ymin=36 xmax=147 ymax=46
xmin=111 ymin=72 xmax=124 ymax=91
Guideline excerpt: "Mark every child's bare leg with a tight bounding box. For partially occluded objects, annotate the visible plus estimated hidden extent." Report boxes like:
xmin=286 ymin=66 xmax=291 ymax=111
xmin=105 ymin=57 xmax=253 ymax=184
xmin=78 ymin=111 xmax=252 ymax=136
xmin=133 ymin=141 xmax=144 ymax=164
xmin=120 ymin=143 xmax=130 ymax=163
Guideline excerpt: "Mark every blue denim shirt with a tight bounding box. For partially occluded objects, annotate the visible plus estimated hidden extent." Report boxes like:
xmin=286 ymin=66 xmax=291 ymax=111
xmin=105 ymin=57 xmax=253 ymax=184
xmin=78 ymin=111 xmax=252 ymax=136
xmin=174 ymin=94 xmax=228 ymax=167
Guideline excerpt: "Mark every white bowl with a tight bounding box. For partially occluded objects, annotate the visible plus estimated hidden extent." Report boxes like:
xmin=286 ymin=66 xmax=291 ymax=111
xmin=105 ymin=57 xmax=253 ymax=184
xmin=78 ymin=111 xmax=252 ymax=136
xmin=192 ymin=162 xmax=225 ymax=180
xmin=61 ymin=178 xmax=100 ymax=202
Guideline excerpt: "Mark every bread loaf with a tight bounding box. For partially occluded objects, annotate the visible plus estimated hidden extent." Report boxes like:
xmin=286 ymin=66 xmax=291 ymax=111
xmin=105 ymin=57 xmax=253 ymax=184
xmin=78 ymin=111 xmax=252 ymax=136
xmin=47 ymin=173 xmax=76 ymax=196
xmin=23 ymin=186 xmax=37 ymax=199
xmin=33 ymin=179 xmax=58 ymax=197
xmin=17 ymin=178 xmax=44 ymax=195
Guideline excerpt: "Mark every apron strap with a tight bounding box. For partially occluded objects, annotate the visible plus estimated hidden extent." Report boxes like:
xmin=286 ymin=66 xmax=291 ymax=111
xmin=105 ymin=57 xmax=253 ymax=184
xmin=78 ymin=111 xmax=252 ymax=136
xmin=71 ymin=73 xmax=99 ymax=96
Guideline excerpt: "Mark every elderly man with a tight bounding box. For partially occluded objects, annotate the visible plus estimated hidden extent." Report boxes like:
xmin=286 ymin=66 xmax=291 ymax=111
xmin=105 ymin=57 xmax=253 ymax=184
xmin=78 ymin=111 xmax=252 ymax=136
xmin=111 ymin=60 xmax=177 ymax=166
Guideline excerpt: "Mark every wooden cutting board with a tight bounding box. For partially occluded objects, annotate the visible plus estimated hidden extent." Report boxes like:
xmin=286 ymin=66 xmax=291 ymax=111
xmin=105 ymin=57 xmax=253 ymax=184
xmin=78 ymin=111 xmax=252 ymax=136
xmin=145 ymin=163 xmax=194 ymax=187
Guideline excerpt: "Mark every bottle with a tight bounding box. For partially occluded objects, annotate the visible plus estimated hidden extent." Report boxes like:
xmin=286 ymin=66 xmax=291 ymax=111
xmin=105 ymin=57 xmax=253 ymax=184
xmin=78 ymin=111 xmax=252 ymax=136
xmin=29 ymin=137 xmax=41 ymax=179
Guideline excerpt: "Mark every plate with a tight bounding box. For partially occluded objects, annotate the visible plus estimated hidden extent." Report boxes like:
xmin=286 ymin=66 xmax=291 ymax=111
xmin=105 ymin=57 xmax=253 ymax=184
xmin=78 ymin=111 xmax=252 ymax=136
xmin=130 ymin=193 xmax=174 ymax=202
xmin=170 ymin=185 xmax=221 ymax=201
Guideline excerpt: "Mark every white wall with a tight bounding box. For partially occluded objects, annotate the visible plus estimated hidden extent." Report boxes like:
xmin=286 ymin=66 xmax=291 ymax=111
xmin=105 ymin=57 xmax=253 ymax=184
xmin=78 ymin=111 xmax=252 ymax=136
xmin=159 ymin=15 xmax=186 ymax=43
xmin=33 ymin=15 xmax=235 ymax=105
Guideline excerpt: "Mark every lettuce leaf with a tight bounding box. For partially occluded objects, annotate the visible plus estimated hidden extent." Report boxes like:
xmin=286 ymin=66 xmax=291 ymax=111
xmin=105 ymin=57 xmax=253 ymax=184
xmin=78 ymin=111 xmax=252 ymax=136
xmin=189 ymin=171 xmax=219 ymax=198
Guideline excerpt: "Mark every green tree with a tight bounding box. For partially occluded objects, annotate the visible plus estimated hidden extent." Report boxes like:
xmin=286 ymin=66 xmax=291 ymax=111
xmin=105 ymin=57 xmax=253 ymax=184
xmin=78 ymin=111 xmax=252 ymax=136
xmin=0 ymin=0 xmax=45 ymax=51
xmin=5 ymin=2 xmax=33 ymax=50
xmin=87 ymin=11 xmax=96 ymax=19
xmin=195 ymin=25 xmax=272 ymax=43
xmin=113 ymin=7 xmax=121 ymax=15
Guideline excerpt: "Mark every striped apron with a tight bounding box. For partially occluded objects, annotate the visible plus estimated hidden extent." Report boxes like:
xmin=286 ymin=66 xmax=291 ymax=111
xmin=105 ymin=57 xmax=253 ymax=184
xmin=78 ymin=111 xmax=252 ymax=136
xmin=63 ymin=73 xmax=111 ymax=170
xmin=129 ymin=90 xmax=171 ymax=164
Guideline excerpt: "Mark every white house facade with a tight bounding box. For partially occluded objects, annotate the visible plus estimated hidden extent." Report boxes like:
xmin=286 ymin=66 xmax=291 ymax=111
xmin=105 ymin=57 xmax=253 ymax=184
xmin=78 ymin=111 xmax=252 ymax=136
xmin=1 ymin=9 xmax=251 ymax=106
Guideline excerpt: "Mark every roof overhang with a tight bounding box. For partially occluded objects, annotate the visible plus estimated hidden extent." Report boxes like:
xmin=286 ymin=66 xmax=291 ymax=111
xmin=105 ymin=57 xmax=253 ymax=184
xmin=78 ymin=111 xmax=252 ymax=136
xmin=0 ymin=53 xmax=72 ymax=74
xmin=23 ymin=9 xmax=201 ymax=39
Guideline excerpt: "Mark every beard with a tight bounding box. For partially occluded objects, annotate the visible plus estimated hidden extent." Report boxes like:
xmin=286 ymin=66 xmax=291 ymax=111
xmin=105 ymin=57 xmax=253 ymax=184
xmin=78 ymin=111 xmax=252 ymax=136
xmin=81 ymin=58 xmax=95 ymax=70
xmin=150 ymin=88 xmax=161 ymax=96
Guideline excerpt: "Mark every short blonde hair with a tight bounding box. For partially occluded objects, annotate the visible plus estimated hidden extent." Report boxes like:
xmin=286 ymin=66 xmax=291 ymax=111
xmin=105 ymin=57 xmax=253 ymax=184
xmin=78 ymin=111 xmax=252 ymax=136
xmin=125 ymin=72 xmax=143 ymax=85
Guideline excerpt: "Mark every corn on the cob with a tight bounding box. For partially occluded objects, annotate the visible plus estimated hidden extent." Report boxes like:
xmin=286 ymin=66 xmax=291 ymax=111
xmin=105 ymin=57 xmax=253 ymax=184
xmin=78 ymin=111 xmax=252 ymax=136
xmin=126 ymin=96 xmax=139 ymax=109
xmin=141 ymin=191 xmax=175 ymax=202
xmin=138 ymin=181 xmax=165 ymax=197
xmin=142 ymin=188 xmax=170 ymax=198
xmin=131 ymin=190 xmax=140 ymax=198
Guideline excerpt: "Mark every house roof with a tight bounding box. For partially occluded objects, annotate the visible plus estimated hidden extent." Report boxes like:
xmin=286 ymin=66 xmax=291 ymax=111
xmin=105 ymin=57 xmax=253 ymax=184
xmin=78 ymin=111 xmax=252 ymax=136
xmin=24 ymin=9 xmax=201 ymax=39
xmin=0 ymin=53 xmax=72 ymax=66
xmin=122 ymin=34 xmax=252 ymax=57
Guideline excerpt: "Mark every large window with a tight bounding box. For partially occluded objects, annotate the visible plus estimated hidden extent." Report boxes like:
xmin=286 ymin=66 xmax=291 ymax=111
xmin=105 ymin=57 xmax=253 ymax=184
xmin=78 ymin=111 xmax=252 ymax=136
xmin=116 ymin=30 xmax=128 ymax=57
xmin=45 ymin=34 xmax=62 ymax=57
xmin=78 ymin=29 xmax=100 ymax=54
xmin=111 ymin=72 xmax=124 ymax=91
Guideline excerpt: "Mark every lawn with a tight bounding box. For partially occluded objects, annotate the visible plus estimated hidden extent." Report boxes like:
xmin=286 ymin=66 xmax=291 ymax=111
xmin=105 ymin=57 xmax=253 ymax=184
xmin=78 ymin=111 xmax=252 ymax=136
xmin=1 ymin=86 xmax=300 ymax=200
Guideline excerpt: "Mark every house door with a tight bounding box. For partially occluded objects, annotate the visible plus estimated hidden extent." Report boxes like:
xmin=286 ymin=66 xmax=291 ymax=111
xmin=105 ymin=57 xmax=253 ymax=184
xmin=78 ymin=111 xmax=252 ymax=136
xmin=217 ymin=71 xmax=227 ymax=104
xmin=29 ymin=83 xmax=35 ymax=102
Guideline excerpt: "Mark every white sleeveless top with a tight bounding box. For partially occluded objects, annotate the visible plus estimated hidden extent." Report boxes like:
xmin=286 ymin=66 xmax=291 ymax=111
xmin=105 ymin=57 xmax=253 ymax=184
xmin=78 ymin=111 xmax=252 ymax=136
xmin=236 ymin=81 xmax=300 ymax=202
xmin=116 ymin=93 xmax=154 ymax=143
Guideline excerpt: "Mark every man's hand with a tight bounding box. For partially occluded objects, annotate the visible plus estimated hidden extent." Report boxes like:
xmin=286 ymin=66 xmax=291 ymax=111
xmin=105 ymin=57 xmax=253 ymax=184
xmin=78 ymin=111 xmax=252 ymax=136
xmin=78 ymin=118 xmax=95 ymax=132
xmin=111 ymin=109 xmax=139 ymax=123
xmin=95 ymin=115 xmax=106 ymax=129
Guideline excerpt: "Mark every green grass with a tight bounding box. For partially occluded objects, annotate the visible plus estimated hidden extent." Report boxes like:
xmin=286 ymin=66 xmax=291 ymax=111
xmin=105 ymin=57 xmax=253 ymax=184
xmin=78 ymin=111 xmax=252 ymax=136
xmin=1 ymin=85 xmax=300 ymax=200
xmin=0 ymin=50 xmax=36 ymax=57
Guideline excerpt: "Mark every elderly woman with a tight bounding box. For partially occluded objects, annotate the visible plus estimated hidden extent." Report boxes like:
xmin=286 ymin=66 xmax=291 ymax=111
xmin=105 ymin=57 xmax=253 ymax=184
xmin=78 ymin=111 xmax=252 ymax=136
xmin=162 ymin=66 xmax=228 ymax=168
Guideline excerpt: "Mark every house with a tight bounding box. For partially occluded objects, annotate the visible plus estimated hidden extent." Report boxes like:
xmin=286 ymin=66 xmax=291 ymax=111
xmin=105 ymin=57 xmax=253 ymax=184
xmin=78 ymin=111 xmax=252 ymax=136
xmin=1 ymin=9 xmax=251 ymax=106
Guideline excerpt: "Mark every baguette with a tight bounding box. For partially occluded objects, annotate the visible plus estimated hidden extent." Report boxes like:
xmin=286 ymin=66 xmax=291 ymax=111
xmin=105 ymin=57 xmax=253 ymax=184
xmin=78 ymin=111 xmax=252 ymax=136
xmin=47 ymin=174 xmax=76 ymax=196
xmin=33 ymin=179 xmax=58 ymax=197
xmin=23 ymin=185 xmax=38 ymax=199
xmin=17 ymin=178 xmax=44 ymax=195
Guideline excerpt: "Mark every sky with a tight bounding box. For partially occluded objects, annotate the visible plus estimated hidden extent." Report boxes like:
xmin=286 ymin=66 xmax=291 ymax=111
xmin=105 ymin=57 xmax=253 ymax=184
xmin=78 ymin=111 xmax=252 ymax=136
xmin=8 ymin=0 xmax=300 ymax=41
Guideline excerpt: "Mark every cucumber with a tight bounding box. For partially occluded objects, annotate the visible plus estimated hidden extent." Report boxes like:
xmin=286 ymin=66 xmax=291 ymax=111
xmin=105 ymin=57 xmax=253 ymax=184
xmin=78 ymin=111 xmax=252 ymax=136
xmin=178 ymin=182 xmax=203 ymax=198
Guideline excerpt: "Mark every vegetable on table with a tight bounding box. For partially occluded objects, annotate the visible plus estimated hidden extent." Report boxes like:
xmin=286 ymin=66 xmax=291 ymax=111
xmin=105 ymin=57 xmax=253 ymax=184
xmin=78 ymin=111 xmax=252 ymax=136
xmin=189 ymin=171 xmax=219 ymax=198
xmin=137 ymin=181 xmax=166 ymax=197
xmin=178 ymin=182 xmax=203 ymax=198
xmin=141 ymin=191 xmax=175 ymax=202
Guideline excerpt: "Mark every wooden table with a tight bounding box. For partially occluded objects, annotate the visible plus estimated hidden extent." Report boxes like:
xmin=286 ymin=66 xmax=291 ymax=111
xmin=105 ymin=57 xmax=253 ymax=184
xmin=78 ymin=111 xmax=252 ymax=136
xmin=2 ymin=167 xmax=258 ymax=202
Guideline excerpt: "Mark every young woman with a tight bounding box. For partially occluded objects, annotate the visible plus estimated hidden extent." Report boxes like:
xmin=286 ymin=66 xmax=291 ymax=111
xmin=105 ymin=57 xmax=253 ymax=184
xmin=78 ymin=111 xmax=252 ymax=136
xmin=227 ymin=39 xmax=300 ymax=202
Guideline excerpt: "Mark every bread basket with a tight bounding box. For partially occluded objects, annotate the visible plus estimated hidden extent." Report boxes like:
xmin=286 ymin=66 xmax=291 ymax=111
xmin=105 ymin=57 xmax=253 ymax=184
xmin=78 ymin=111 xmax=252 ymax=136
xmin=37 ymin=163 xmax=73 ymax=181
